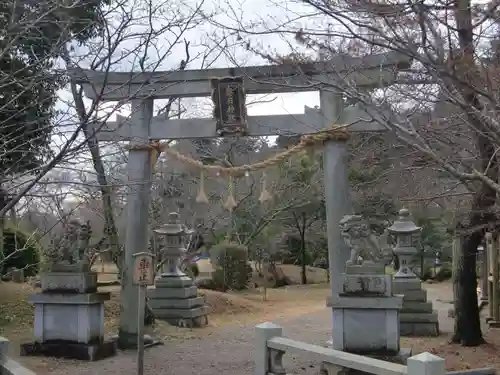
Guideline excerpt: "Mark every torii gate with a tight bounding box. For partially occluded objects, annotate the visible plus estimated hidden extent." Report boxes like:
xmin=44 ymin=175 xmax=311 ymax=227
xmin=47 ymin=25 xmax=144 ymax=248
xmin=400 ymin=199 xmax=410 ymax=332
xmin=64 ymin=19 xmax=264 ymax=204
xmin=70 ymin=51 xmax=410 ymax=348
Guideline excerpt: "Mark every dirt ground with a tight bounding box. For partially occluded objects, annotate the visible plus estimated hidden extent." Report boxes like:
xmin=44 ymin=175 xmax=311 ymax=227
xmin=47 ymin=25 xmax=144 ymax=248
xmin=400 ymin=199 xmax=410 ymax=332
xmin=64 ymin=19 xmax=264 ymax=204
xmin=0 ymin=280 xmax=331 ymax=355
xmin=401 ymin=282 xmax=500 ymax=372
xmin=3 ymin=275 xmax=500 ymax=374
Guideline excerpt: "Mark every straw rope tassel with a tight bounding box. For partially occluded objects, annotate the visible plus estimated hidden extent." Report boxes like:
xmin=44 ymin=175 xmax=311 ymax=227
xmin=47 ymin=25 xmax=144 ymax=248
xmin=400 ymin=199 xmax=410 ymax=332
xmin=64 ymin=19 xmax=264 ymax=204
xmin=196 ymin=170 xmax=209 ymax=203
xmin=259 ymin=172 xmax=272 ymax=203
xmin=306 ymin=145 xmax=315 ymax=161
xmin=224 ymin=176 xmax=237 ymax=211
xmin=151 ymin=141 xmax=160 ymax=169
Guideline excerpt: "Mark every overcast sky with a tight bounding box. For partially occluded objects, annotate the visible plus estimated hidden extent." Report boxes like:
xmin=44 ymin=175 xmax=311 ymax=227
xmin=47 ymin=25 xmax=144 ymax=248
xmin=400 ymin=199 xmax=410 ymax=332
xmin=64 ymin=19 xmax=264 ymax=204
xmin=59 ymin=0 xmax=326 ymax=120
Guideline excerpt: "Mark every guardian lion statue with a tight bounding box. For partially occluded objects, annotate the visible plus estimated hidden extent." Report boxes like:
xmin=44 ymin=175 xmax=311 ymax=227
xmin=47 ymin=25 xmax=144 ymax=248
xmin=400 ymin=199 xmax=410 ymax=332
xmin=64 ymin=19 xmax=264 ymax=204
xmin=339 ymin=215 xmax=394 ymax=266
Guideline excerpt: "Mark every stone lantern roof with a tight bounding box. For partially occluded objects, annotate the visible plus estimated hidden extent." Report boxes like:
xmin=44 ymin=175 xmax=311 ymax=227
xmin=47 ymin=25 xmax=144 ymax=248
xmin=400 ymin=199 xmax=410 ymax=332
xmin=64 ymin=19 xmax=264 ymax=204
xmin=153 ymin=212 xmax=194 ymax=237
xmin=387 ymin=208 xmax=421 ymax=234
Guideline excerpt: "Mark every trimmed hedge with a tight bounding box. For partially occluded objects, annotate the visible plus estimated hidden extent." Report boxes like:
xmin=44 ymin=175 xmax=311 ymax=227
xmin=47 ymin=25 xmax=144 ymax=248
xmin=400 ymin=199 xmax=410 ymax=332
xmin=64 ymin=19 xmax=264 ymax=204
xmin=1 ymin=226 xmax=41 ymax=276
xmin=206 ymin=241 xmax=252 ymax=292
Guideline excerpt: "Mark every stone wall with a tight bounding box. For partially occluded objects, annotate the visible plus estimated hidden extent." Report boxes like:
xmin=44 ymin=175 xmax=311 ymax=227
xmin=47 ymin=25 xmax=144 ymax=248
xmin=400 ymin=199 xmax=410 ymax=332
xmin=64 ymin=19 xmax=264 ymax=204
xmin=0 ymin=337 xmax=37 ymax=375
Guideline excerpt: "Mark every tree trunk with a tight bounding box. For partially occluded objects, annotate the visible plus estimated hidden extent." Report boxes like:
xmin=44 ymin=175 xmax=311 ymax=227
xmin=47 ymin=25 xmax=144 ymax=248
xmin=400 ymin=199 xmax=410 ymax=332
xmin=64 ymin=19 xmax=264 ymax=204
xmin=449 ymin=0 xmax=495 ymax=346
xmin=300 ymin=236 xmax=307 ymax=285
xmin=61 ymin=44 xmax=123 ymax=277
xmin=452 ymin=228 xmax=484 ymax=345
xmin=449 ymin=122 xmax=495 ymax=346
xmin=80 ymin=129 xmax=122 ymax=274
xmin=268 ymin=261 xmax=284 ymax=287
xmin=68 ymin=80 xmax=122 ymax=275
xmin=0 ymin=186 xmax=8 ymax=275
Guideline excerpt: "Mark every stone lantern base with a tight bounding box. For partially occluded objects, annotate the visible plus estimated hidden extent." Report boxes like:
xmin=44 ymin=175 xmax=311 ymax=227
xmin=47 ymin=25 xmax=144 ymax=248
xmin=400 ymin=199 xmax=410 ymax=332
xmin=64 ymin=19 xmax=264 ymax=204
xmin=393 ymin=278 xmax=439 ymax=336
xmin=148 ymin=275 xmax=209 ymax=328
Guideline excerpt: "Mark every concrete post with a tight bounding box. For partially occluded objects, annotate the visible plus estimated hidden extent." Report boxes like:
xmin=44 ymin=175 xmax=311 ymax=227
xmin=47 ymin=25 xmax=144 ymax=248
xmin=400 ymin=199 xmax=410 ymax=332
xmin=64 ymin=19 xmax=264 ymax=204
xmin=320 ymin=88 xmax=352 ymax=298
xmin=407 ymin=352 xmax=445 ymax=375
xmin=118 ymin=99 xmax=154 ymax=349
xmin=486 ymin=233 xmax=494 ymax=320
xmin=0 ymin=336 xmax=8 ymax=364
xmin=255 ymin=322 xmax=283 ymax=375
xmin=492 ymin=234 xmax=500 ymax=322
xmin=482 ymin=238 xmax=489 ymax=301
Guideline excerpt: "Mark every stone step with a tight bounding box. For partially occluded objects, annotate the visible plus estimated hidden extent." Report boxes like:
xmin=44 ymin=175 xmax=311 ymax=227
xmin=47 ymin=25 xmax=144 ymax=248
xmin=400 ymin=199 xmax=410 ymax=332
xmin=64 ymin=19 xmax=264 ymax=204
xmin=392 ymin=279 xmax=422 ymax=293
xmin=149 ymin=296 xmax=204 ymax=310
xmin=152 ymin=305 xmax=209 ymax=319
xmin=401 ymin=301 xmax=434 ymax=313
xmin=154 ymin=276 xmax=194 ymax=288
xmin=148 ymin=285 xmax=197 ymax=299
xmin=401 ymin=289 xmax=427 ymax=302
xmin=400 ymin=322 xmax=439 ymax=337
xmin=156 ymin=313 xmax=209 ymax=328
xmin=400 ymin=311 xmax=439 ymax=323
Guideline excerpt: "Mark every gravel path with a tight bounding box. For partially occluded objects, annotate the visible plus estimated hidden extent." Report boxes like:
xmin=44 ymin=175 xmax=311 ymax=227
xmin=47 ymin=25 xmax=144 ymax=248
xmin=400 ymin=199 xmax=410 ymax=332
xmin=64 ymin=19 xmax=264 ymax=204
xmin=49 ymin=283 xmax=454 ymax=375
xmin=51 ymin=308 xmax=333 ymax=375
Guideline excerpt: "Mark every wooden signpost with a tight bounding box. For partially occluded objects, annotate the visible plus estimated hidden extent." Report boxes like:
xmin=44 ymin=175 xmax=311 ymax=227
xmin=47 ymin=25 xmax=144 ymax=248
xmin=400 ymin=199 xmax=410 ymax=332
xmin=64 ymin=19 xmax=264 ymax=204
xmin=132 ymin=252 xmax=156 ymax=375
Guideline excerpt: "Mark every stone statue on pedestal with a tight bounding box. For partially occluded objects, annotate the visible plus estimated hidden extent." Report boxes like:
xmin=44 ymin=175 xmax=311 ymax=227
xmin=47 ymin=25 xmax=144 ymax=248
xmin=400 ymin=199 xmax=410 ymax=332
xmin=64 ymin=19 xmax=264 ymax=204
xmin=45 ymin=219 xmax=92 ymax=272
xmin=339 ymin=214 xmax=393 ymax=267
xmin=327 ymin=214 xmax=406 ymax=358
xmin=24 ymin=219 xmax=116 ymax=361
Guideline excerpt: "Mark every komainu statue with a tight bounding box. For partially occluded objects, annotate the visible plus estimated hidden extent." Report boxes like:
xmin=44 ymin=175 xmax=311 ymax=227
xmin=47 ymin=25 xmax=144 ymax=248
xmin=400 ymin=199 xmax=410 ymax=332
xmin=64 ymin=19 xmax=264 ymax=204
xmin=45 ymin=219 xmax=92 ymax=272
xmin=339 ymin=215 xmax=394 ymax=266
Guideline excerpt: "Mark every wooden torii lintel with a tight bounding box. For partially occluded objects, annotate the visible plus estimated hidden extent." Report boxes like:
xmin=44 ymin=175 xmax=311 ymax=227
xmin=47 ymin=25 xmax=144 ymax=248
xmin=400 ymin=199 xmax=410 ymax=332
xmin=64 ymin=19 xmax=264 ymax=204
xmin=68 ymin=51 xmax=411 ymax=101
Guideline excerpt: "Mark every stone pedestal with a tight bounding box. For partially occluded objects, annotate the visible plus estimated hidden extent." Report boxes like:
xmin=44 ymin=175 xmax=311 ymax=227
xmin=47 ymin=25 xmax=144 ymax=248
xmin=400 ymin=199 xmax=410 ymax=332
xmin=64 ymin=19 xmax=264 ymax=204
xmin=328 ymin=263 xmax=404 ymax=353
xmin=21 ymin=272 xmax=117 ymax=361
xmin=393 ymin=278 xmax=439 ymax=336
xmin=327 ymin=262 xmax=411 ymax=370
xmin=148 ymin=275 xmax=208 ymax=328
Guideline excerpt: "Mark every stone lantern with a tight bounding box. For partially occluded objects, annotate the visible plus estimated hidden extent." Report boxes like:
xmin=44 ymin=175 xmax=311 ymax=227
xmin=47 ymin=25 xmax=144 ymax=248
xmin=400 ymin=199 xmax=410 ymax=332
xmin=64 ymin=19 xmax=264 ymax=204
xmin=389 ymin=208 xmax=439 ymax=337
xmin=388 ymin=208 xmax=421 ymax=279
xmin=153 ymin=212 xmax=194 ymax=278
xmin=148 ymin=212 xmax=208 ymax=328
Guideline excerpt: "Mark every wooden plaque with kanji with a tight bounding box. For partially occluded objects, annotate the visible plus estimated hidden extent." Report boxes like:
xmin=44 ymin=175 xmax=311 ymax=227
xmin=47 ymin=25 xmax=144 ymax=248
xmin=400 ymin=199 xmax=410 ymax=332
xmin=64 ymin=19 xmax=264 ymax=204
xmin=132 ymin=252 xmax=155 ymax=286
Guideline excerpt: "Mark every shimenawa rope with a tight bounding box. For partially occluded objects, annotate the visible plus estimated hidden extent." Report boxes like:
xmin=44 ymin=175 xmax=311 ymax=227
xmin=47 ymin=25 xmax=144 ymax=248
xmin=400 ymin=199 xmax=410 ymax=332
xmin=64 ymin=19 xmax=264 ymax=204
xmin=124 ymin=125 xmax=349 ymax=177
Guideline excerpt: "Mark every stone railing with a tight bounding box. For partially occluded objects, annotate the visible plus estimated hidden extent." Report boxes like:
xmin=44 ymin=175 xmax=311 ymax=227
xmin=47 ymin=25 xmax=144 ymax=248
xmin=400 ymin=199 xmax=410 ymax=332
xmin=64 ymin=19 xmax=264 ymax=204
xmin=0 ymin=338 xmax=37 ymax=375
xmin=255 ymin=322 xmax=444 ymax=375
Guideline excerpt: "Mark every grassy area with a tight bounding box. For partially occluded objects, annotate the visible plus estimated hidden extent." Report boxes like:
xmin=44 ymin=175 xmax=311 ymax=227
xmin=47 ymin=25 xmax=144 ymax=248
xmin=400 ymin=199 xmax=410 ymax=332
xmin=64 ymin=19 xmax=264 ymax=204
xmin=0 ymin=282 xmax=34 ymax=339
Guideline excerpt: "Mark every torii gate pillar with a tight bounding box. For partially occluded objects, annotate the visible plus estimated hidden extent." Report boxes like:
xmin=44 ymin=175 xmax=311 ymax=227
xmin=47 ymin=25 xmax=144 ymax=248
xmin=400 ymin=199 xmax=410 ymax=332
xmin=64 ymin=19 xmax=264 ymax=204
xmin=119 ymin=99 xmax=155 ymax=348
xmin=320 ymin=89 xmax=352 ymax=297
